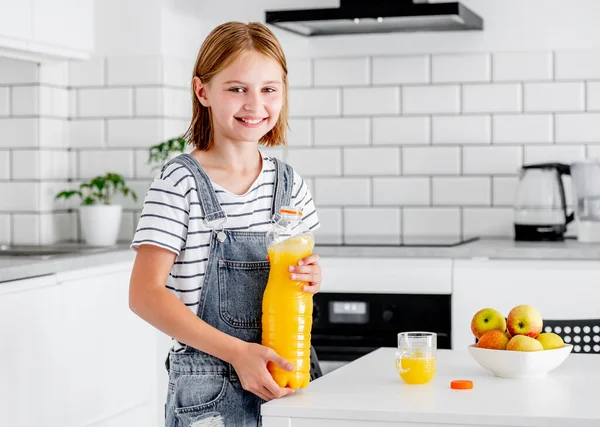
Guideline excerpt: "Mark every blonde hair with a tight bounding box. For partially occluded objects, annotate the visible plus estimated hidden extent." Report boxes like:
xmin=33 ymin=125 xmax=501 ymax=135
xmin=184 ymin=21 xmax=289 ymax=150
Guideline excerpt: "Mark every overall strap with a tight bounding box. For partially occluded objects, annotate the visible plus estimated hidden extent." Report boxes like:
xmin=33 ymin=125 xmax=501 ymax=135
xmin=271 ymin=157 xmax=294 ymax=216
xmin=163 ymin=153 xmax=226 ymax=225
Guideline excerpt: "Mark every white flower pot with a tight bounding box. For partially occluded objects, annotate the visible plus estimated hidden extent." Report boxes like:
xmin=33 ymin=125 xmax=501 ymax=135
xmin=79 ymin=205 xmax=122 ymax=246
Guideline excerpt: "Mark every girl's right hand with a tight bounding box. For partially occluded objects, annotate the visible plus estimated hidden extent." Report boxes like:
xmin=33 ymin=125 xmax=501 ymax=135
xmin=230 ymin=342 xmax=296 ymax=401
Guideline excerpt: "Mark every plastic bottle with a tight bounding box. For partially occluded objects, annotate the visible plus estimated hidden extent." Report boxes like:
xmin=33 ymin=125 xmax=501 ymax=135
xmin=262 ymin=206 xmax=315 ymax=389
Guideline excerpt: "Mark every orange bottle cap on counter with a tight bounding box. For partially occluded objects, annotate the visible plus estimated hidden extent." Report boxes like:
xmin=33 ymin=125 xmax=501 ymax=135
xmin=450 ymin=380 xmax=473 ymax=390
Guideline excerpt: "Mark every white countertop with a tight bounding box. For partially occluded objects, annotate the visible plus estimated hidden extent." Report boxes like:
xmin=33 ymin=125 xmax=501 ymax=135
xmin=261 ymin=348 xmax=600 ymax=426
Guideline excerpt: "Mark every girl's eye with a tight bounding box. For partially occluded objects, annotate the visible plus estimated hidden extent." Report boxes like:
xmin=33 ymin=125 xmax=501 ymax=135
xmin=229 ymin=87 xmax=244 ymax=93
xmin=263 ymin=87 xmax=276 ymax=93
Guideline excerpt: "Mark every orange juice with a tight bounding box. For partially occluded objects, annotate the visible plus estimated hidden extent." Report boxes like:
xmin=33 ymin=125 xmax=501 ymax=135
xmin=398 ymin=355 xmax=436 ymax=384
xmin=262 ymin=234 xmax=315 ymax=389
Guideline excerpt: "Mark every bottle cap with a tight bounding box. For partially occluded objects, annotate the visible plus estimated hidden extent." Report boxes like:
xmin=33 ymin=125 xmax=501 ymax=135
xmin=280 ymin=206 xmax=303 ymax=216
xmin=450 ymin=380 xmax=473 ymax=390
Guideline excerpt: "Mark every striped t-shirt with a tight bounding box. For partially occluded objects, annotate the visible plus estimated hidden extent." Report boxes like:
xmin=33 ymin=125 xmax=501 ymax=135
xmin=131 ymin=153 xmax=320 ymax=351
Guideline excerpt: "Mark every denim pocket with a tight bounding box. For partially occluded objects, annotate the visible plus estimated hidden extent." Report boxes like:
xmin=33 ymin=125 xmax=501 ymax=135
xmin=218 ymin=260 xmax=269 ymax=329
xmin=173 ymin=374 xmax=228 ymax=423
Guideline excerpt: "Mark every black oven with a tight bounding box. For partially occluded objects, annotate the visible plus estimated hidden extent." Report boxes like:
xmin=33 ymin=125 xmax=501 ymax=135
xmin=312 ymin=292 xmax=451 ymax=371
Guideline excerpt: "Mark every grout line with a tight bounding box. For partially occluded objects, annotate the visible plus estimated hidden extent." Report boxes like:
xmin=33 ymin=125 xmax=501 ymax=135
xmin=490 ymin=176 xmax=494 ymax=206
xmin=552 ymin=113 xmax=556 ymax=144
xmin=310 ymin=117 xmax=315 ymax=147
xmin=552 ymin=51 xmax=556 ymax=81
xmin=584 ymin=81 xmax=588 ymax=111
xmin=132 ymin=87 xmax=137 ymax=116
xmin=490 ymin=53 xmax=495 ymax=82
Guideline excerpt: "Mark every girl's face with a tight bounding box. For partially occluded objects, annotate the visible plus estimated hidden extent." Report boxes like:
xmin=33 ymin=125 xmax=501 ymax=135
xmin=195 ymin=50 xmax=284 ymax=145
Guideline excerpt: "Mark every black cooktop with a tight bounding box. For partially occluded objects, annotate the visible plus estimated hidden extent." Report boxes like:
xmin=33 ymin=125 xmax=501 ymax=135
xmin=316 ymin=236 xmax=479 ymax=248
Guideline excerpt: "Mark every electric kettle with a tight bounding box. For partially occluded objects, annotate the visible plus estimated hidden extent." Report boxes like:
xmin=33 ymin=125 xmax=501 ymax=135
xmin=514 ymin=163 xmax=574 ymax=241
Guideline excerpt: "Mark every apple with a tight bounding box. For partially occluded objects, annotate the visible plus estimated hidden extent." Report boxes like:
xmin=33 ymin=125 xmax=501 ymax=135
xmin=536 ymin=332 xmax=565 ymax=350
xmin=471 ymin=308 xmax=507 ymax=339
xmin=505 ymin=330 xmax=513 ymax=340
xmin=506 ymin=305 xmax=543 ymax=338
xmin=506 ymin=335 xmax=543 ymax=352
xmin=477 ymin=330 xmax=510 ymax=350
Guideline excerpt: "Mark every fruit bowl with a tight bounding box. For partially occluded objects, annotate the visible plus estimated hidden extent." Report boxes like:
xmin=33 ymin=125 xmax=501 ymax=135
xmin=467 ymin=344 xmax=573 ymax=379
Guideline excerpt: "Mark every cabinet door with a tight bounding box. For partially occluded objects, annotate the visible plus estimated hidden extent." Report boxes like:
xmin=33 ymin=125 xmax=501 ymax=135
xmin=0 ymin=274 xmax=66 ymax=427
xmin=452 ymin=259 xmax=600 ymax=349
xmin=31 ymin=0 xmax=93 ymax=53
xmin=0 ymin=0 xmax=32 ymax=41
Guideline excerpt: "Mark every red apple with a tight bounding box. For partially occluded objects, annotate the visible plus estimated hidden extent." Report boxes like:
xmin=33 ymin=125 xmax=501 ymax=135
xmin=506 ymin=305 xmax=543 ymax=338
xmin=471 ymin=308 xmax=506 ymax=339
xmin=506 ymin=335 xmax=543 ymax=352
xmin=477 ymin=330 xmax=510 ymax=350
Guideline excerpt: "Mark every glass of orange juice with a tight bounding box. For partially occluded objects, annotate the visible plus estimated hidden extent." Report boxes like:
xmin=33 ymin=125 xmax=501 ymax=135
xmin=395 ymin=332 xmax=437 ymax=385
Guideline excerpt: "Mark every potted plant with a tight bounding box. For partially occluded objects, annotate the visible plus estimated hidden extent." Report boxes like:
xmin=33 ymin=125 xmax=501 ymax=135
xmin=55 ymin=173 xmax=138 ymax=246
xmin=148 ymin=136 xmax=187 ymax=170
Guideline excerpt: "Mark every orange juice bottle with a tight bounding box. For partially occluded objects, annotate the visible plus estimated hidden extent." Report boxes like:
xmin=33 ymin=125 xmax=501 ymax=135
xmin=262 ymin=207 xmax=315 ymax=389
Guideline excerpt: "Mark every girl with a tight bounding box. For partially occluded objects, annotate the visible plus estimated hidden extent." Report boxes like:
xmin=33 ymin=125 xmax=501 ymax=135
xmin=128 ymin=22 xmax=322 ymax=427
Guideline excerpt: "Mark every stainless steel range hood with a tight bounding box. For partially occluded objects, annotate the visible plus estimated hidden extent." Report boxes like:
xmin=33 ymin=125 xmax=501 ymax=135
xmin=265 ymin=0 xmax=483 ymax=36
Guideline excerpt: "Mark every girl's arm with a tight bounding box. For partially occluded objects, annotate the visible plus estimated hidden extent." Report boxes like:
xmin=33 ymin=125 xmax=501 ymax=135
xmin=129 ymin=244 xmax=294 ymax=401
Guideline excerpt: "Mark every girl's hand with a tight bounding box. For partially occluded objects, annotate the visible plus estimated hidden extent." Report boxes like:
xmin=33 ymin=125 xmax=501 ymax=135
xmin=230 ymin=342 xmax=295 ymax=402
xmin=289 ymin=254 xmax=322 ymax=294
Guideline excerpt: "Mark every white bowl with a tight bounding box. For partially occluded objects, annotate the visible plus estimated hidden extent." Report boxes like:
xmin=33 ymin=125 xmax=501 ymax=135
xmin=467 ymin=344 xmax=573 ymax=378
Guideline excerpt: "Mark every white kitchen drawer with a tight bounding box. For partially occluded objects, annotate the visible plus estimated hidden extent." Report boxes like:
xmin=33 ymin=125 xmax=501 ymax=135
xmin=319 ymin=257 xmax=452 ymax=294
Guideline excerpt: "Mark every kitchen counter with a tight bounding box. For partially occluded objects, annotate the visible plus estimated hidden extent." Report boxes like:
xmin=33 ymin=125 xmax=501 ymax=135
xmin=261 ymin=347 xmax=600 ymax=427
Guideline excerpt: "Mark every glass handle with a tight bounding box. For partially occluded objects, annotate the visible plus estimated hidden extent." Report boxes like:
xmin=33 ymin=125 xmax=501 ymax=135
xmin=395 ymin=350 xmax=408 ymax=374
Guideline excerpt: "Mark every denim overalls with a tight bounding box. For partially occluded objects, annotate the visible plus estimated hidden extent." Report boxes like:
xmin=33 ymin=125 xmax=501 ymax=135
xmin=163 ymin=153 xmax=294 ymax=427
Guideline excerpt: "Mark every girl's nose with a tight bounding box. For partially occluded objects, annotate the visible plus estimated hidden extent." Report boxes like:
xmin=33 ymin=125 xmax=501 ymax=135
xmin=244 ymin=91 xmax=261 ymax=111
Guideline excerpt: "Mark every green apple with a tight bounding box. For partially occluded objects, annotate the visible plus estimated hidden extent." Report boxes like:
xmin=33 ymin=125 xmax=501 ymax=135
xmin=536 ymin=332 xmax=565 ymax=350
xmin=471 ymin=308 xmax=507 ymax=339
xmin=507 ymin=335 xmax=543 ymax=352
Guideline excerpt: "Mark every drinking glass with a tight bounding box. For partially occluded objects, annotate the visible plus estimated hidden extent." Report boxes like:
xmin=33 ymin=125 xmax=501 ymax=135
xmin=395 ymin=332 xmax=437 ymax=384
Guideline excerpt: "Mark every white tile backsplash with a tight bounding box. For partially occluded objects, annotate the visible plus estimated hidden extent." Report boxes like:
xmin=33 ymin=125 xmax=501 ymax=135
xmin=342 ymin=87 xmax=400 ymax=116
xmin=107 ymin=56 xmax=162 ymax=85
xmin=0 ymin=214 xmax=10 ymax=243
xmin=373 ymin=177 xmax=430 ymax=206
xmin=372 ymin=55 xmax=429 ymax=85
xmin=493 ymin=177 xmax=519 ymax=206
xmin=12 ymin=86 xmax=38 ymax=115
xmin=0 ymin=118 xmax=37 ymax=148
xmin=343 ymin=148 xmax=400 ymax=176
xmin=78 ymin=88 xmax=133 ymax=117
xmin=287 ymin=148 xmax=341 ymax=177
xmin=432 ymin=54 xmax=490 ymax=83
xmin=0 ymin=87 xmax=9 ymax=116
xmin=0 ymin=183 xmax=39 ymax=211
xmin=492 ymin=52 xmax=553 ymax=82
xmin=555 ymin=113 xmax=600 ymax=143
xmin=463 ymin=146 xmax=522 ymax=175
xmin=373 ymin=116 xmax=429 ymax=145
xmin=313 ymin=207 xmax=342 ymax=244
xmin=344 ymin=208 xmax=401 ymax=244
xmin=107 ymin=119 xmax=162 ymax=147
xmin=163 ymin=88 xmax=190 ymax=118
xmin=403 ymin=85 xmax=460 ymax=115
xmin=462 ymin=84 xmax=522 ymax=113
xmin=38 ymin=119 xmax=66 ymax=147
xmin=432 ymin=115 xmax=491 ymax=144
xmin=0 ymin=58 xmax=38 ymax=84
xmin=493 ymin=114 xmax=553 ymax=144
xmin=69 ymin=57 xmax=105 ymax=86
xmin=314 ymin=118 xmax=369 ymax=146
xmin=432 ymin=177 xmax=491 ymax=206
xmin=287 ymin=58 xmax=312 ymax=88
xmin=314 ymin=58 xmax=369 ymax=86
xmin=403 ymin=146 xmax=460 ymax=175
xmin=0 ymin=151 xmax=9 ymax=179
xmin=524 ymin=145 xmax=586 ymax=164
xmin=289 ymin=88 xmax=340 ymax=117
xmin=287 ymin=118 xmax=312 ymax=146
xmin=315 ymin=178 xmax=370 ymax=206
xmin=555 ymin=51 xmax=600 ymax=80
xmin=78 ymin=150 xmax=135 ymax=179
xmin=403 ymin=207 xmax=460 ymax=237
xmin=69 ymin=120 xmax=105 ymax=148
xmin=587 ymin=82 xmax=600 ymax=111
xmin=12 ymin=214 xmax=40 ymax=245
xmin=135 ymin=88 xmax=162 ymax=116
xmin=463 ymin=208 xmax=514 ymax=238
xmin=524 ymin=82 xmax=585 ymax=112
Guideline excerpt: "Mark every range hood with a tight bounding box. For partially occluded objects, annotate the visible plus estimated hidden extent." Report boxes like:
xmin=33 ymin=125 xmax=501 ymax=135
xmin=265 ymin=0 xmax=483 ymax=36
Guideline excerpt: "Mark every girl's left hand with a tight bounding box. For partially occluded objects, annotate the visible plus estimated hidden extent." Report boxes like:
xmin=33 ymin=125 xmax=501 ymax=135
xmin=289 ymin=254 xmax=322 ymax=294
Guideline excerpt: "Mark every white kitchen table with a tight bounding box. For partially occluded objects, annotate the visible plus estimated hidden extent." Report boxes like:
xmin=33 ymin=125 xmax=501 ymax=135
xmin=261 ymin=348 xmax=600 ymax=427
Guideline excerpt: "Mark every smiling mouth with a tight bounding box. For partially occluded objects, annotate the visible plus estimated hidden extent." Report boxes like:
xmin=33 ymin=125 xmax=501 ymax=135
xmin=235 ymin=117 xmax=267 ymax=125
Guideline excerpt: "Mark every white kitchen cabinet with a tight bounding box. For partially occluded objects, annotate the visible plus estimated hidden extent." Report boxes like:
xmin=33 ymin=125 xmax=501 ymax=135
xmin=0 ymin=0 xmax=93 ymax=61
xmin=452 ymin=259 xmax=600 ymax=350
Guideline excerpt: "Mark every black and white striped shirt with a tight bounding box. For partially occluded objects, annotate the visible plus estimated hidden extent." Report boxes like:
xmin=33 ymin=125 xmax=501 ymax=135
xmin=131 ymin=155 xmax=319 ymax=350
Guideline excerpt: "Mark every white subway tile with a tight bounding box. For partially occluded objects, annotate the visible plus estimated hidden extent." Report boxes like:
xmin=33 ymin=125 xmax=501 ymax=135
xmin=432 ymin=177 xmax=491 ymax=206
xmin=314 ymin=57 xmax=369 ymax=86
xmin=69 ymin=120 xmax=105 ymax=148
xmin=344 ymin=147 xmax=400 ymax=176
xmin=373 ymin=177 xmax=430 ymax=206
xmin=12 ymin=86 xmax=38 ymax=115
xmin=493 ymin=114 xmax=553 ymax=144
xmin=79 ymin=150 xmax=134 ymax=179
xmin=162 ymin=119 xmax=189 ymax=139
xmin=41 ymin=212 xmax=78 ymax=243
xmin=493 ymin=52 xmax=553 ymax=82
xmin=69 ymin=89 xmax=77 ymax=117
xmin=463 ymin=208 xmax=514 ymax=238
xmin=0 ymin=87 xmax=8 ymax=116
xmin=493 ymin=176 xmax=518 ymax=206
xmin=287 ymin=148 xmax=341 ymax=176
xmin=0 ymin=183 xmax=39 ymax=211
xmin=314 ymin=118 xmax=369 ymax=146
xmin=403 ymin=147 xmax=460 ymax=175
xmin=0 ymin=58 xmax=38 ymax=84
xmin=372 ymin=55 xmax=429 ymax=85
xmin=135 ymin=88 xmax=162 ymax=116
xmin=12 ymin=150 xmax=39 ymax=179
xmin=0 ymin=151 xmax=7 ymax=179
xmin=69 ymin=57 xmax=105 ymax=86
xmin=587 ymin=82 xmax=600 ymax=111
xmin=432 ymin=54 xmax=490 ymax=83
xmin=0 ymin=214 xmax=9 ymax=244
xmin=162 ymin=56 xmax=192 ymax=88
xmin=403 ymin=85 xmax=460 ymax=114
xmin=44 ymin=181 xmax=78 ymax=211
xmin=343 ymin=87 xmax=400 ymax=115
xmin=403 ymin=207 xmax=460 ymax=237
xmin=135 ymin=149 xmax=156 ymax=179
xmin=38 ymin=119 xmax=66 ymax=147
xmin=0 ymin=118 xmax=37 ymax=147
xmin=524 ymin=145 xmax=585 ymax=164
xmin=344 ymin=208 xmax=401 ymax=245
xmin=113 ymin=180 xmax=150 ymax=210
xmin=289 ymin=88 xmax=340 ymax=117
xmin=12 ymin=214 xmax=40 ymax=245
xmin=38 ymin=150 xmax=70 ymax=180
xmin=313 ymin=207 xmax=342 ymax=244
xmin=524 ymin=82 xmax=584 ymax=112
xmin=287 ymin=118 xmax=312 ymax=147
xmin=39 ymin=61 xmax=69 ymax=86
xmin=314 ymin=178 xmax=370 ymax=206
xmin=463 ymin=84 xmax=521 ymax=113
xmin=432 ymin=115 xmax=491 ymax=144
xmin=118 ymin=211 xmax=135 ymax=242
xmin=287 ymin=58 xmax=312 ymax=87
xmin=556 ymin=113 xmax=600 ymax=143
xmin=78 ymin=88 xmax=133 ymax=117
xmin=463 ymin=146 xmax=522 ymax=175
xmin=555 ymin=51 xmax=600 ymax=80
xmin=40 ymin=86 xmax=69 ymax=117
xmin=107 ymin=56 xmax=162 ymax=85
xmin=587 ymin=145 xmax=600 ymax=160
xmin=107 ymin=119 xmax=162 ymax=148
xmin=163 ymin=88 xmax=190 ymax=118
xmin=373 ymin=116 xmax=429 ymax=145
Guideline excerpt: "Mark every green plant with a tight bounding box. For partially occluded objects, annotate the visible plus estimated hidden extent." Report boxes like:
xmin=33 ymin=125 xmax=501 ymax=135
xmin=148 ymin=136 xmax=187 ymax=169
xmin=55 ymin=173 xmax=138 ymax=206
